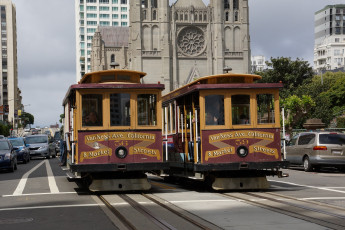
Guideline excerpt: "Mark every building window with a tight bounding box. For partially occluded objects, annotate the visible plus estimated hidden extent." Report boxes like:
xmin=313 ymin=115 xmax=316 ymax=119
xmin=100 ymin=6 xmax=110 ymax=11
xmin=121 ymin=14 xmax=127 ymax=19
xmin=86 ymin=0 xmax=97 ymax=3
xmin=112 ymin=14 xmax=118 ymax=19
xmin=112 ymin=7 xmax=118 ymax=11
xmin=111 ymin=54 xmax=115 ymax=63
xmin=121 ymin=0 xmax=127 ymax=4
xmin=100 ymin=14 xmax=110 ymax=19
xmin=99 ymin=0 xmax=109 ymax=3
xmin=121 ymin=22 xmax=128 ymax=26
xmin=87 ymin=21 xmax=97 ymax=26
xmin=87 ymin=13 xmax=97 ymax=18
xmin=86 ymin=6 xmax=97 ymax=11
xmin=80 ymin=5 xmax=84 ymax=11
xmin=112 ymin=0 xmax=118 ymax=3
xmin=87 ymin=28 xmax=96 ymax=33
xmin=225 ymin=12 xmax=229 ymax=21
xmin=100 ymin=21 xmax=110 ymax=26
xmin=121 ymin=7 xmax=127 ymax=12
xmin=112 ymin=21 xmax=119 ymax=26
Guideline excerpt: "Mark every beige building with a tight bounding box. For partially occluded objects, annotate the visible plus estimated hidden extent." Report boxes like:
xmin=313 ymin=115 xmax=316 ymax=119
xmin=91 ymin=0 xmax=251 ymax=93
xmin=0 ymin=0 xmax=21 ymax=125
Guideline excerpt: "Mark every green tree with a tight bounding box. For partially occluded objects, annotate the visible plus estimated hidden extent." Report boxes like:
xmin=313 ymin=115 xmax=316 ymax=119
xmin=256 ymin=57 xmax=314 ymax=99
xmin=20 ymin=112 xmax=34 ymax=127
xmin=281 ymin=95 xmax=315 ymax=134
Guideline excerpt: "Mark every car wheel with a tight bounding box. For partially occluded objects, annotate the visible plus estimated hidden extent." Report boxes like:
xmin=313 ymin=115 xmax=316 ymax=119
xmin=9 ymin=161 xmax=15 ymax=172
xmin=303 ymin=156 xmax=313 ymax=172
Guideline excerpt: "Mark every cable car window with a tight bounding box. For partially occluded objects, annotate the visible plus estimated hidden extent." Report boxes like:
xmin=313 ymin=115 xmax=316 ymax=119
xmin=137 ymin=94 xmax=157 ymax=126
xmin=232 ymin=95 xmax=250 ymax=125
xmin=82 ymin=94 xmax=103 ymax=126
xmin=257 ymin=94 xmax=275 ymax=124
xmin=110 ymin=93 xmax=130 ymax=126
xmin=205 ymin=95 xmax=224 ymax=125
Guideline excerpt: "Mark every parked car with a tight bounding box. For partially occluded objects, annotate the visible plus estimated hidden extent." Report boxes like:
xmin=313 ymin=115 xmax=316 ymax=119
xmin=0 ymin=139 xmax=17 ymax=172
xmin=8 ymin=137 xmax=30 ymax=164
xmin=25 ymin=134 xmax=56 ymax=159
xmin=285 ymin=131 xmax=345 ymax=172
xmin=53 ymin=131 xmax=61 ymax=153
xmin=31 ymin=129 xmax=40 ymax=135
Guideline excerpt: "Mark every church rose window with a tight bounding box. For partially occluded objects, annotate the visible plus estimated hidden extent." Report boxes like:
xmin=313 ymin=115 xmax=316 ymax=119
xmin=177 ymin=26 xmax=205 ymax=56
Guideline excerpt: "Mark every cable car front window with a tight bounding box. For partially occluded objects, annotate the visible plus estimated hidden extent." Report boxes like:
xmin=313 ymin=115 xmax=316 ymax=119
xmin=257 ymin=94 xmax=275 ymax=124
xmin=232 ymin=95 xmax=250 ymax=125
xmin=137 ymin=94 xmax=157 ymax=126
xmin=110 ymin=93 xmax=130 ymax=126
xmin=82 ymin=94 xmax=103 ymax=127
xmin=205 ymin=95 xmax=224 ymax=126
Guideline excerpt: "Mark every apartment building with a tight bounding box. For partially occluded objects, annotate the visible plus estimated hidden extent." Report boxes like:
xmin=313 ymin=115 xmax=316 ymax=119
xmin=75 ymin=0 xmax=129 ymax=81
xmin=0 ymin=0 xmax=21 ymax=125
xmin=314 ymin=4 xmax=345 ymax=73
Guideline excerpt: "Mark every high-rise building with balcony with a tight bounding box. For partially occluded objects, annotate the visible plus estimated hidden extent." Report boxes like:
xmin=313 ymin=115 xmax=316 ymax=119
xmin=75 ymin=0 xmax=129 ymax=82
xmin=314 ymin=4 xmax=345 ymax=73
xmin=0 ymin=0 xmax=21 ymax=125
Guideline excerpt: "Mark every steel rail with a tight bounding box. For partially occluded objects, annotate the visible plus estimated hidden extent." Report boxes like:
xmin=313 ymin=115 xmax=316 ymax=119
xmin=98 ymin=195 xmax=137 ymax=230
xmin=142 ymin=193 xmax=217 ymax=230
xmin=119 ymin=194 xmax=176 ymax=230
xmin=222 ymin=192 xmax=345 ymax=230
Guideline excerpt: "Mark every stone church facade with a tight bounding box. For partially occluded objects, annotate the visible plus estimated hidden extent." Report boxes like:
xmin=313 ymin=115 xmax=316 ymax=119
xmin=91 ymin=0 xmax=250 ymax=93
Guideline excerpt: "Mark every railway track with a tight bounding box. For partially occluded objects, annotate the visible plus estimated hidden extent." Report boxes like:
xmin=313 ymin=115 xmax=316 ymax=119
xmin=221 ymin=191 xmax=345 ymax=230
xmin=96 ymin=193 xmax=223 ymax=230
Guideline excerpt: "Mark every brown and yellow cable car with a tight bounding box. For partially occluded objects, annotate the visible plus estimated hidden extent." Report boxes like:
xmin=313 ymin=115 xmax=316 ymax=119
xmin=162 ymin=73 xmax=289 ymax=190
xmin=62 ymin=69 xmax=167 ymax=191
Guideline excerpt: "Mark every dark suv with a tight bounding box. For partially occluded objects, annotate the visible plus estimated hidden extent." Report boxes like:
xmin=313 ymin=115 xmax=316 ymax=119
xmin=285 ymin=132 xmax=345 ymax=172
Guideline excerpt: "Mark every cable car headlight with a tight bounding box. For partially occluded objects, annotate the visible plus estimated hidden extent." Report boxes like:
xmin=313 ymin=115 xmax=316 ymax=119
xmin=116 ymin=146 xmax=127 ymax=159
xmin=237 ymin=146 xmax=248 ymax=158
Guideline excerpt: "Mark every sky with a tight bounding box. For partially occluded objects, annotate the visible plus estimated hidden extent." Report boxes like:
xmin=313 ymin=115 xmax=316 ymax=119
xmin=12 ymin=0 xmax=342 ymax=127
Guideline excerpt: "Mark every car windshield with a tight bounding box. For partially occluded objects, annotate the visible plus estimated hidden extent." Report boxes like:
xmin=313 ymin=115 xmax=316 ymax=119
xmin=26 ymin=136 xmax=48 ymax=144
xmin=319 ymin=134 xmax=345 ymax=145
xmin=9 ymin=139 xmax=24 ymax=146
xmin=0 ymin=141 xmax=10 ymax=150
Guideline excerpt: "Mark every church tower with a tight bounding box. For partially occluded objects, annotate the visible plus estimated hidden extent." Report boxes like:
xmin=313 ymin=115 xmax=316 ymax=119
xmin=128 ymin=0 xmax=251 ymax=93
xmin=129 ymin=0 xmax=171 ymax=89
xmin=91 ymin=28 xmax=105 ymax=72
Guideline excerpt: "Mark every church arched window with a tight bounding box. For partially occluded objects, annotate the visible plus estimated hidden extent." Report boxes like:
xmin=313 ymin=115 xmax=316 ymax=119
xmin=141 ymin=0 xmax=148 ymax=8
xmin=153 ymin=10 xmax=157 ymax=20
xmin=111 ymin=54 xmax=115 ymax=63
xmin=234 ymin=11 xmax=238 ymax=21
xmin=143 ymin=10 xmax=147 ymax=20
xmin=175 ymin=12 xmax=178 ymax=21
xmin=184 ymin=13 xmax=188 ymax=21
xmin=204 ymin=13 xmax=207 ymax=21
xmin=180 ymin=13 xmax=183 ymax=21
xmin=151 ymin=0 xmax=157 ymax=8
xmin=224 ymin=0 xmax=230 ymax=9
xmin=199 ymin=13 xmax=202 ymax=22
xmin=225 ymin=12 xmax=229 ymax=21
xmin=233 ymin=0 xmax=239 ymax=10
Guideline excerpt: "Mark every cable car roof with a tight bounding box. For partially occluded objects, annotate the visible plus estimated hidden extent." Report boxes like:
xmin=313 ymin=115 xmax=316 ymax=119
xmin=79 ymin=69 xmax=146 ymax=84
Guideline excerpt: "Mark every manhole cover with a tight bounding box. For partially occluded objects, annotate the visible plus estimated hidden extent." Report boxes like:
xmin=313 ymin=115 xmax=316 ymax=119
xmin=0 ymin=218 xmax=34 ymax=224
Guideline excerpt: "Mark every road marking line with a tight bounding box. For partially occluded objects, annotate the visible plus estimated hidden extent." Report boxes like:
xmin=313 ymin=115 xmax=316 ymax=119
xmin=269 ymin=179 xmax=345 ymax=194
xmin=2 ymin=192 xmax=76 ymax=197
xmin=45 ymin=160 xmax=59 ymax=193
xmin=0 ymin=204 xmax=101 ymax=212
xmin=13 ymin=160 xmax=46 ymax=196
